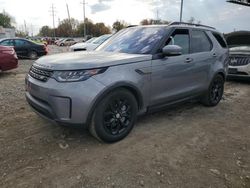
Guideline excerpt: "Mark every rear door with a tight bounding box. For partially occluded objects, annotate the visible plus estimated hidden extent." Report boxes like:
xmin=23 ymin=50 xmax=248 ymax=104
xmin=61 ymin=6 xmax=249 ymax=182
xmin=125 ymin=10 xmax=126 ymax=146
xmin=189 ymin=29 xmax=214 ymax=90
xmin=14 ymin=39 xmax=30 ymax=58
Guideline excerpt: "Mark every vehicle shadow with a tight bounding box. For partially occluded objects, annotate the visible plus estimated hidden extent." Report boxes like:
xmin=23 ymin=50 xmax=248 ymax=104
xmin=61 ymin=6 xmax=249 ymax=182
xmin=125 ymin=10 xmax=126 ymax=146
xmin=227 ymin=77 xmax=250 ymax=84
xmin=0 ymin=71 xmax=17 ymax=78
xmin=50 ymin=100 xmax=200 ymax=145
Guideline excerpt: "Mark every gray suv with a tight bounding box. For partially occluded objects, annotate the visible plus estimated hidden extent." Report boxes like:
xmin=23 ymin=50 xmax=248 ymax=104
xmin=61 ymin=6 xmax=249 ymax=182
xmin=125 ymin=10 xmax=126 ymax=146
xmin=25 ymin=22 xmax=228 ymax=142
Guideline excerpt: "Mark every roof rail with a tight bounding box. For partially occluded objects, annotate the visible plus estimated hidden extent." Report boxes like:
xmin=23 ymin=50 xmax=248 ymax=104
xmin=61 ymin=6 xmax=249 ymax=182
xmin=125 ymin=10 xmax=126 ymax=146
xmin=169 ymin=22 xmax=215 ymax=30
xmin=126 ymin=25 xmax=138 ymax=28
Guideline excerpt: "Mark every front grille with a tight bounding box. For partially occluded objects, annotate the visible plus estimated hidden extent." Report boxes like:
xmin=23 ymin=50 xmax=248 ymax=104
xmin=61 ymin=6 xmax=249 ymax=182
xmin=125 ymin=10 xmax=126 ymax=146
xmin=29 ymin=65 xmax=53 ymax=82
xmin=229 ymin=56 xmax=250 ymax=66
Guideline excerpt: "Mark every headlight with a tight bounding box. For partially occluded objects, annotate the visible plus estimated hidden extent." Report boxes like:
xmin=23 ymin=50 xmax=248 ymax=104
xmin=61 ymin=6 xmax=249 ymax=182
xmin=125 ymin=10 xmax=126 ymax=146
xmin=52 ymin=68 xmax=107 ymax=82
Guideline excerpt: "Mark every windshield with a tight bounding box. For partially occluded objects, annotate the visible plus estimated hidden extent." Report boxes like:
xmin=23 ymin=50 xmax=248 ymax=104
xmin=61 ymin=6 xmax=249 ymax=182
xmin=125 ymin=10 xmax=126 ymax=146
xmin=97 ymin=27 xmax=166 ymax=54
xmin=86 ymin=37 xmax=96 ymax=43
xmin=92 ymin=35 xmax=111 ymax=45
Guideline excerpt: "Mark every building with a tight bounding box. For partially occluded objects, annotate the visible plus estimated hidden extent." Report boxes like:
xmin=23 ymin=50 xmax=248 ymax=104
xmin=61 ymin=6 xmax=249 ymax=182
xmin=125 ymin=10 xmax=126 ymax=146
xmin=0 ymin=26 xmax=15 ymax=39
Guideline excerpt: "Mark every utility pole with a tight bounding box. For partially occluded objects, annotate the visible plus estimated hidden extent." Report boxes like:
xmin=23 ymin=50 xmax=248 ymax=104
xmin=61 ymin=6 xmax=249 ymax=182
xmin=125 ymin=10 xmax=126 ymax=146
xmin=24 ymin=20 xmax=27 ymax=35
xmin=180 ymin=0 xmax=184 ymax=22
xmin=66 ymin=3 xmax=73 ymax=37
xmin=30 ymin=24 xmax=33 ymax=37
xmin=156 ymin=9 xmax=159 ymax=23
xmin=80 ymin=0 xmax=87 ymax=39
xmin=49 ymin=4 xmax=56 ymax=37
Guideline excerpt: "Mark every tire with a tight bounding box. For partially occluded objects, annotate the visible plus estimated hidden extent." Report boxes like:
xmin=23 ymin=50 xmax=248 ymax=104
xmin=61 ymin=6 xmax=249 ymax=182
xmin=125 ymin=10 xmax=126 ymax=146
xmin=60 ymin=43 xmax=64 ymax=46
xmin=28 ymin=51 xmax=38 ymax=60
xmin=89 ymin=89 xmax=138 ymax=143
xmin=201 ymin=74 xmax=224 ymax=107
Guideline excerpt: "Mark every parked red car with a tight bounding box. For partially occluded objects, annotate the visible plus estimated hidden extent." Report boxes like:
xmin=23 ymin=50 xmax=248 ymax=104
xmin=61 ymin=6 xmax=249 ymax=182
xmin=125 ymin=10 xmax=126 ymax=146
xmin=0 ymin=45 xmax=18 ymax=71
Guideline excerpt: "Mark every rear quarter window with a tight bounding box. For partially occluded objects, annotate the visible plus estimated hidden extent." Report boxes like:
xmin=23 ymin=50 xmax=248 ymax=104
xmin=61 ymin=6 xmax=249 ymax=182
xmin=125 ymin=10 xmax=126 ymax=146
xmin=212 ymin=32 xmax=227 ymax=48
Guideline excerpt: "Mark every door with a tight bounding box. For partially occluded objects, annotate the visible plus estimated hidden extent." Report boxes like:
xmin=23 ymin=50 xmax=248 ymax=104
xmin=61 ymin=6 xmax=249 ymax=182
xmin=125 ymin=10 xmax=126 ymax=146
xmin=150 ymin=28 xmax=205 ymax=106
xmin=14 ymin=39 xmax=30 ymax=57
xmin=189 ymin=29 xmax=214 ymax=90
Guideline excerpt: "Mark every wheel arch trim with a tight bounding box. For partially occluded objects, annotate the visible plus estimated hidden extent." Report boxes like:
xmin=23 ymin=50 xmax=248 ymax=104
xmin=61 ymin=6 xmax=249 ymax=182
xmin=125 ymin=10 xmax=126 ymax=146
xmin=86 ymin=81 xmax=144 ymax=126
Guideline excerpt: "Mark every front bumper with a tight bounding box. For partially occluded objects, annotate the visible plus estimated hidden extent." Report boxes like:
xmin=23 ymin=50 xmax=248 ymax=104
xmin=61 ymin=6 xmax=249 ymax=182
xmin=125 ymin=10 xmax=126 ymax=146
xmin=25 ymin=74 xmax=106 ymax=125
xmin=228 ymin=64 xmax=250 ymax=77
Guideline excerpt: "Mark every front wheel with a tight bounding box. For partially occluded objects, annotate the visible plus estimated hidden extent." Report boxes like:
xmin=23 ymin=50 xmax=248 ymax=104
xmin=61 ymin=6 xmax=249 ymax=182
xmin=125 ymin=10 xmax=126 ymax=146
xmin=89 ymin=89 xmax=138 ymax=143
xmin=201 ymin=74 xmax=224 ymax=106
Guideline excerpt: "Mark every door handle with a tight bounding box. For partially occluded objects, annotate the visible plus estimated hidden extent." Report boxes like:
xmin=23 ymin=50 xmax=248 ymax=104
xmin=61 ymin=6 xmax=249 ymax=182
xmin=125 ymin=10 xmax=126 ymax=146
xmin=213 ymin=53 xmax=217 ymax=57
xmin=185 ymin=58 xmax=193 ymax=63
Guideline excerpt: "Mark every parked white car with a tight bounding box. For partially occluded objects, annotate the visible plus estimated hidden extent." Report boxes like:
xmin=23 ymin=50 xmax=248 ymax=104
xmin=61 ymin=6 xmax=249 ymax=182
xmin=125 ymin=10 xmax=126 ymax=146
xmin=228 ymin=46 xmax=250 ymax=78
xmin=69 ymin=34 xmax=111 ymax=51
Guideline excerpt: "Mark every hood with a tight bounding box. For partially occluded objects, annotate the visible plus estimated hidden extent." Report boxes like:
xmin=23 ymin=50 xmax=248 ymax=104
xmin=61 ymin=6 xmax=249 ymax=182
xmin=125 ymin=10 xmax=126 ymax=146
xmin=34 ymin=51 xmax=152 ymax=70
xmin=70 ymin=42 xmax=98 ymax=50
xmin=229 ymin=46 xmax=250 ymax=55
xmin=70 ymin=42 xmax=86 ymax=48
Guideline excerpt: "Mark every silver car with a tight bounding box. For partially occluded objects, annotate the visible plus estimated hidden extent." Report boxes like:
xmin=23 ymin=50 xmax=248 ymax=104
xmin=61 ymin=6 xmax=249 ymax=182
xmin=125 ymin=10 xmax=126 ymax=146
xmin=69 ymin=34 xmax=111 ymax=52
xmin=25 ymin=22 xmax=228 ymax=142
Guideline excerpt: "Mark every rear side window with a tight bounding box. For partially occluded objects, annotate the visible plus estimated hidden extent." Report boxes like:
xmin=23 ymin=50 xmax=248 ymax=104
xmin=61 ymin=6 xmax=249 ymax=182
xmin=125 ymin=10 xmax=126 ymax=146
xmin=191 ymin=30 xmax=212 ymax=53
xmin=212 ymin=32 xmax=227 ymax=48
xmin=15 ymin=40 xmax=30 ymax=46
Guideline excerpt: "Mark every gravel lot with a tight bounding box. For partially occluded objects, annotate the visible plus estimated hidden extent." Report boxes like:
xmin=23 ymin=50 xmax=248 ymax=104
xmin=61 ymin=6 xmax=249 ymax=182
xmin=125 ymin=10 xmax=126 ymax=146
xmin=0 ymin=46 xmax=250 ymax=188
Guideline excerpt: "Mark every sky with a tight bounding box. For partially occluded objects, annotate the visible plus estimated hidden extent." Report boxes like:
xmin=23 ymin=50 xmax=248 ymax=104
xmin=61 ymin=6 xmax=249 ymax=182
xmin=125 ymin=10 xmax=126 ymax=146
xmin=1 ymin=0 xmax=250 ymax=35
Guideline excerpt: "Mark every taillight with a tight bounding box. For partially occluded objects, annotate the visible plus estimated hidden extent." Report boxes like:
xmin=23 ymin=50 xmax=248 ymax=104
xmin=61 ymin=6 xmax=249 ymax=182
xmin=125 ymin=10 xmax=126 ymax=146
xmin=43 ymin=45 xmax=48 ymax=53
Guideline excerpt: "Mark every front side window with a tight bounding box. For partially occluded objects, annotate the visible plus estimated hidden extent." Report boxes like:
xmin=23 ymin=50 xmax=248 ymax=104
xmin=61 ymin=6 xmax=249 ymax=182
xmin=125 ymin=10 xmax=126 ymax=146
xmin=191 ymin=30 xmax=212 ymax=53
xmin=166 ymin=29 xmax=190 ymax=54
xmin=97 ymin=27 xmax=166 ymax=54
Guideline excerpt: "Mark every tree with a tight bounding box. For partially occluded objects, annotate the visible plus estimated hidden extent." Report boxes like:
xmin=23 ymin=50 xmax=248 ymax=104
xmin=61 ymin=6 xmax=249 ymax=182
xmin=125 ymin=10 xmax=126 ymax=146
xmin=57 ymin=18 xmax=79 ymax=37
xmin=187 ymin=17 xmax=201 ymax=24
xmin=0 ymin=12 xmax=15 ymax=28
xmin=112 ymin=20 xmax=128 ymax=32
xmin=140 ymin=19 xmax=170 ymax=25
xmin=93 ymin=22 xmax=111 ymax=36
xmin=15 ymin=30 xmax=27 ymax=37
xmin=39 ymin=26 xmax=53 ymax=37
xmin=140 ymin=19 xmax=150 ymax=25
xmin=77 ymin=18 xmax=111 ymax=37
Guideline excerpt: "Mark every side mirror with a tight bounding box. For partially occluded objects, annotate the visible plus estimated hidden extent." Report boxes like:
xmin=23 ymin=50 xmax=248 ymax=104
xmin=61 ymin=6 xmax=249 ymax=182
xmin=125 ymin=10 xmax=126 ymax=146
xmin=162 ymin=45 xmax=182 ymax=56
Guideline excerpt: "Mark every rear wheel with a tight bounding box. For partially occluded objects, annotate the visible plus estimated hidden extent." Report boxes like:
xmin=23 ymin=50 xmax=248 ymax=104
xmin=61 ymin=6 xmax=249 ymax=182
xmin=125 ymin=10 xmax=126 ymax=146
xmin=201 ymin=74 xmax=224 ymax=106
xmin=28 ymin=51 xmax=38 ymax=60
xmin=89 ymin=89 xmax=138 ymax=143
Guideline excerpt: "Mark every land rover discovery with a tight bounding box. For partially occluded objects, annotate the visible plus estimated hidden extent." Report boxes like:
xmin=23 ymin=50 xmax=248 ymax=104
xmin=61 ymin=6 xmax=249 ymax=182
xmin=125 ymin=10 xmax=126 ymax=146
xmin=25 ymin=22 xmax=229 ymax=142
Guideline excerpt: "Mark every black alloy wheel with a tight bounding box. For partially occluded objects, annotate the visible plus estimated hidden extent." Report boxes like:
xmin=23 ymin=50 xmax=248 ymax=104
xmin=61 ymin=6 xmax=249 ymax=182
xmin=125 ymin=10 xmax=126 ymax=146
xmin=201 ymin=74 xmax=224 ymax=106
xmin=103 ymin=98 xmax=132 ymax=136
xmin=210 ymin=78 xmax=224 ymax=104
xmin=89 ymin=89 xmax=138 ymax=143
